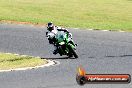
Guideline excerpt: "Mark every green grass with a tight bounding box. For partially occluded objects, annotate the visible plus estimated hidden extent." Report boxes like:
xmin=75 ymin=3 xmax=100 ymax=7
xmin=0 ymin=0 xmax=132 ymax=31
xmin=0 ymin=53 xmax=47 ymax=70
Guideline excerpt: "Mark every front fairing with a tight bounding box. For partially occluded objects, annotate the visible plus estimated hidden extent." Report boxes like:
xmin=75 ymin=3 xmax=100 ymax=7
xmin=55 ymin=31 xmax=67 ymax=43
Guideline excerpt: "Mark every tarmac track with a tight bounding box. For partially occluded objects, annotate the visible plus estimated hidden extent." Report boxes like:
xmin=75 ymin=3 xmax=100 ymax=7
xmin=0 ymin=24 xmax=132 ymax=88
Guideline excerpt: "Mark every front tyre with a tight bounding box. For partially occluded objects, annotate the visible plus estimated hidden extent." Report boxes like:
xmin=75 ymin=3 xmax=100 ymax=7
xmin=68 ymin=45 xmax=78 ymax=58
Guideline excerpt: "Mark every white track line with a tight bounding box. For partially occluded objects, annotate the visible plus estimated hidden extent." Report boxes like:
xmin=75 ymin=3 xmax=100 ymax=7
xmin=0 ymin=59 xmax=59 ymax=72
xmin=73 ymin=28 xmax=126 ymax=32
xmin=0 ymin=53 xmax=60 ymax=72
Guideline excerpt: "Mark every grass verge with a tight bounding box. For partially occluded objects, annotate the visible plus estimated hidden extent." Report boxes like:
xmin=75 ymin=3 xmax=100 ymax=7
xmin=0 ymin=0 xmax=132 ymax=31
xmin=0 ymin=53 xmax=47 ymax=70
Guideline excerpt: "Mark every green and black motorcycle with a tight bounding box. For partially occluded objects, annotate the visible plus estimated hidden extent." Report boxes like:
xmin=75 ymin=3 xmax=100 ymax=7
xmin=47 ymin=31 xmax=78 ymax=58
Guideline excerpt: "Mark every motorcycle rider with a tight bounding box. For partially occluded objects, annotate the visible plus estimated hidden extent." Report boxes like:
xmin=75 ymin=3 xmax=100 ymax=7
xmin=46 ymin=22 xmax=76 ymax=55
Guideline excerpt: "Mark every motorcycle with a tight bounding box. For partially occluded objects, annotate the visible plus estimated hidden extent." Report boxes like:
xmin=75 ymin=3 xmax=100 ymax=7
xmin=47 ymin=31 xmax=78 ymax=58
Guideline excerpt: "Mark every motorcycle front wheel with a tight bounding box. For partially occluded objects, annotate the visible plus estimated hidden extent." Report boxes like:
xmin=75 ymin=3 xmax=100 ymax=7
xmin=68 ymin=45 xmax=78 ymax=58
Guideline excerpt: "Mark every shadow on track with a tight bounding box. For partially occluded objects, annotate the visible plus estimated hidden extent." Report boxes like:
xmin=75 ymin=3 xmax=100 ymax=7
xmin=41 ymin=56 xmax=76 ymax=60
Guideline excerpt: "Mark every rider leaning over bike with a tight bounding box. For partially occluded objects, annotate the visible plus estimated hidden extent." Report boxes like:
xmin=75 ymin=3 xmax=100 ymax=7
xmin=46 ymin=22 xmax=76 ymax=55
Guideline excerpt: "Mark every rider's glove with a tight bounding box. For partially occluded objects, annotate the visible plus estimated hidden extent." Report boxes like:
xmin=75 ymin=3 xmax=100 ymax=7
xmin=68 ymin=33 xmax=72 ymax=39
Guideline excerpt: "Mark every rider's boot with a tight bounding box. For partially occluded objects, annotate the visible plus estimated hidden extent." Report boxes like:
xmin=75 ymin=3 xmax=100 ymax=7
xmin=53 ymin=49 xmax=58 ymax=55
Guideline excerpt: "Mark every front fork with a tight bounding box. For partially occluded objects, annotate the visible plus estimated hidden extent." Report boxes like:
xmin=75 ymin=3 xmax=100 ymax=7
xmin=68 ymin=41 xmax=76 ymax=50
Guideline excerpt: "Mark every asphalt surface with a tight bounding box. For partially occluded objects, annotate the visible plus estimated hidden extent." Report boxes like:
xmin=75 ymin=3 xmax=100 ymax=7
xmin=0 ymin=24 xmax=132 ymax=88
